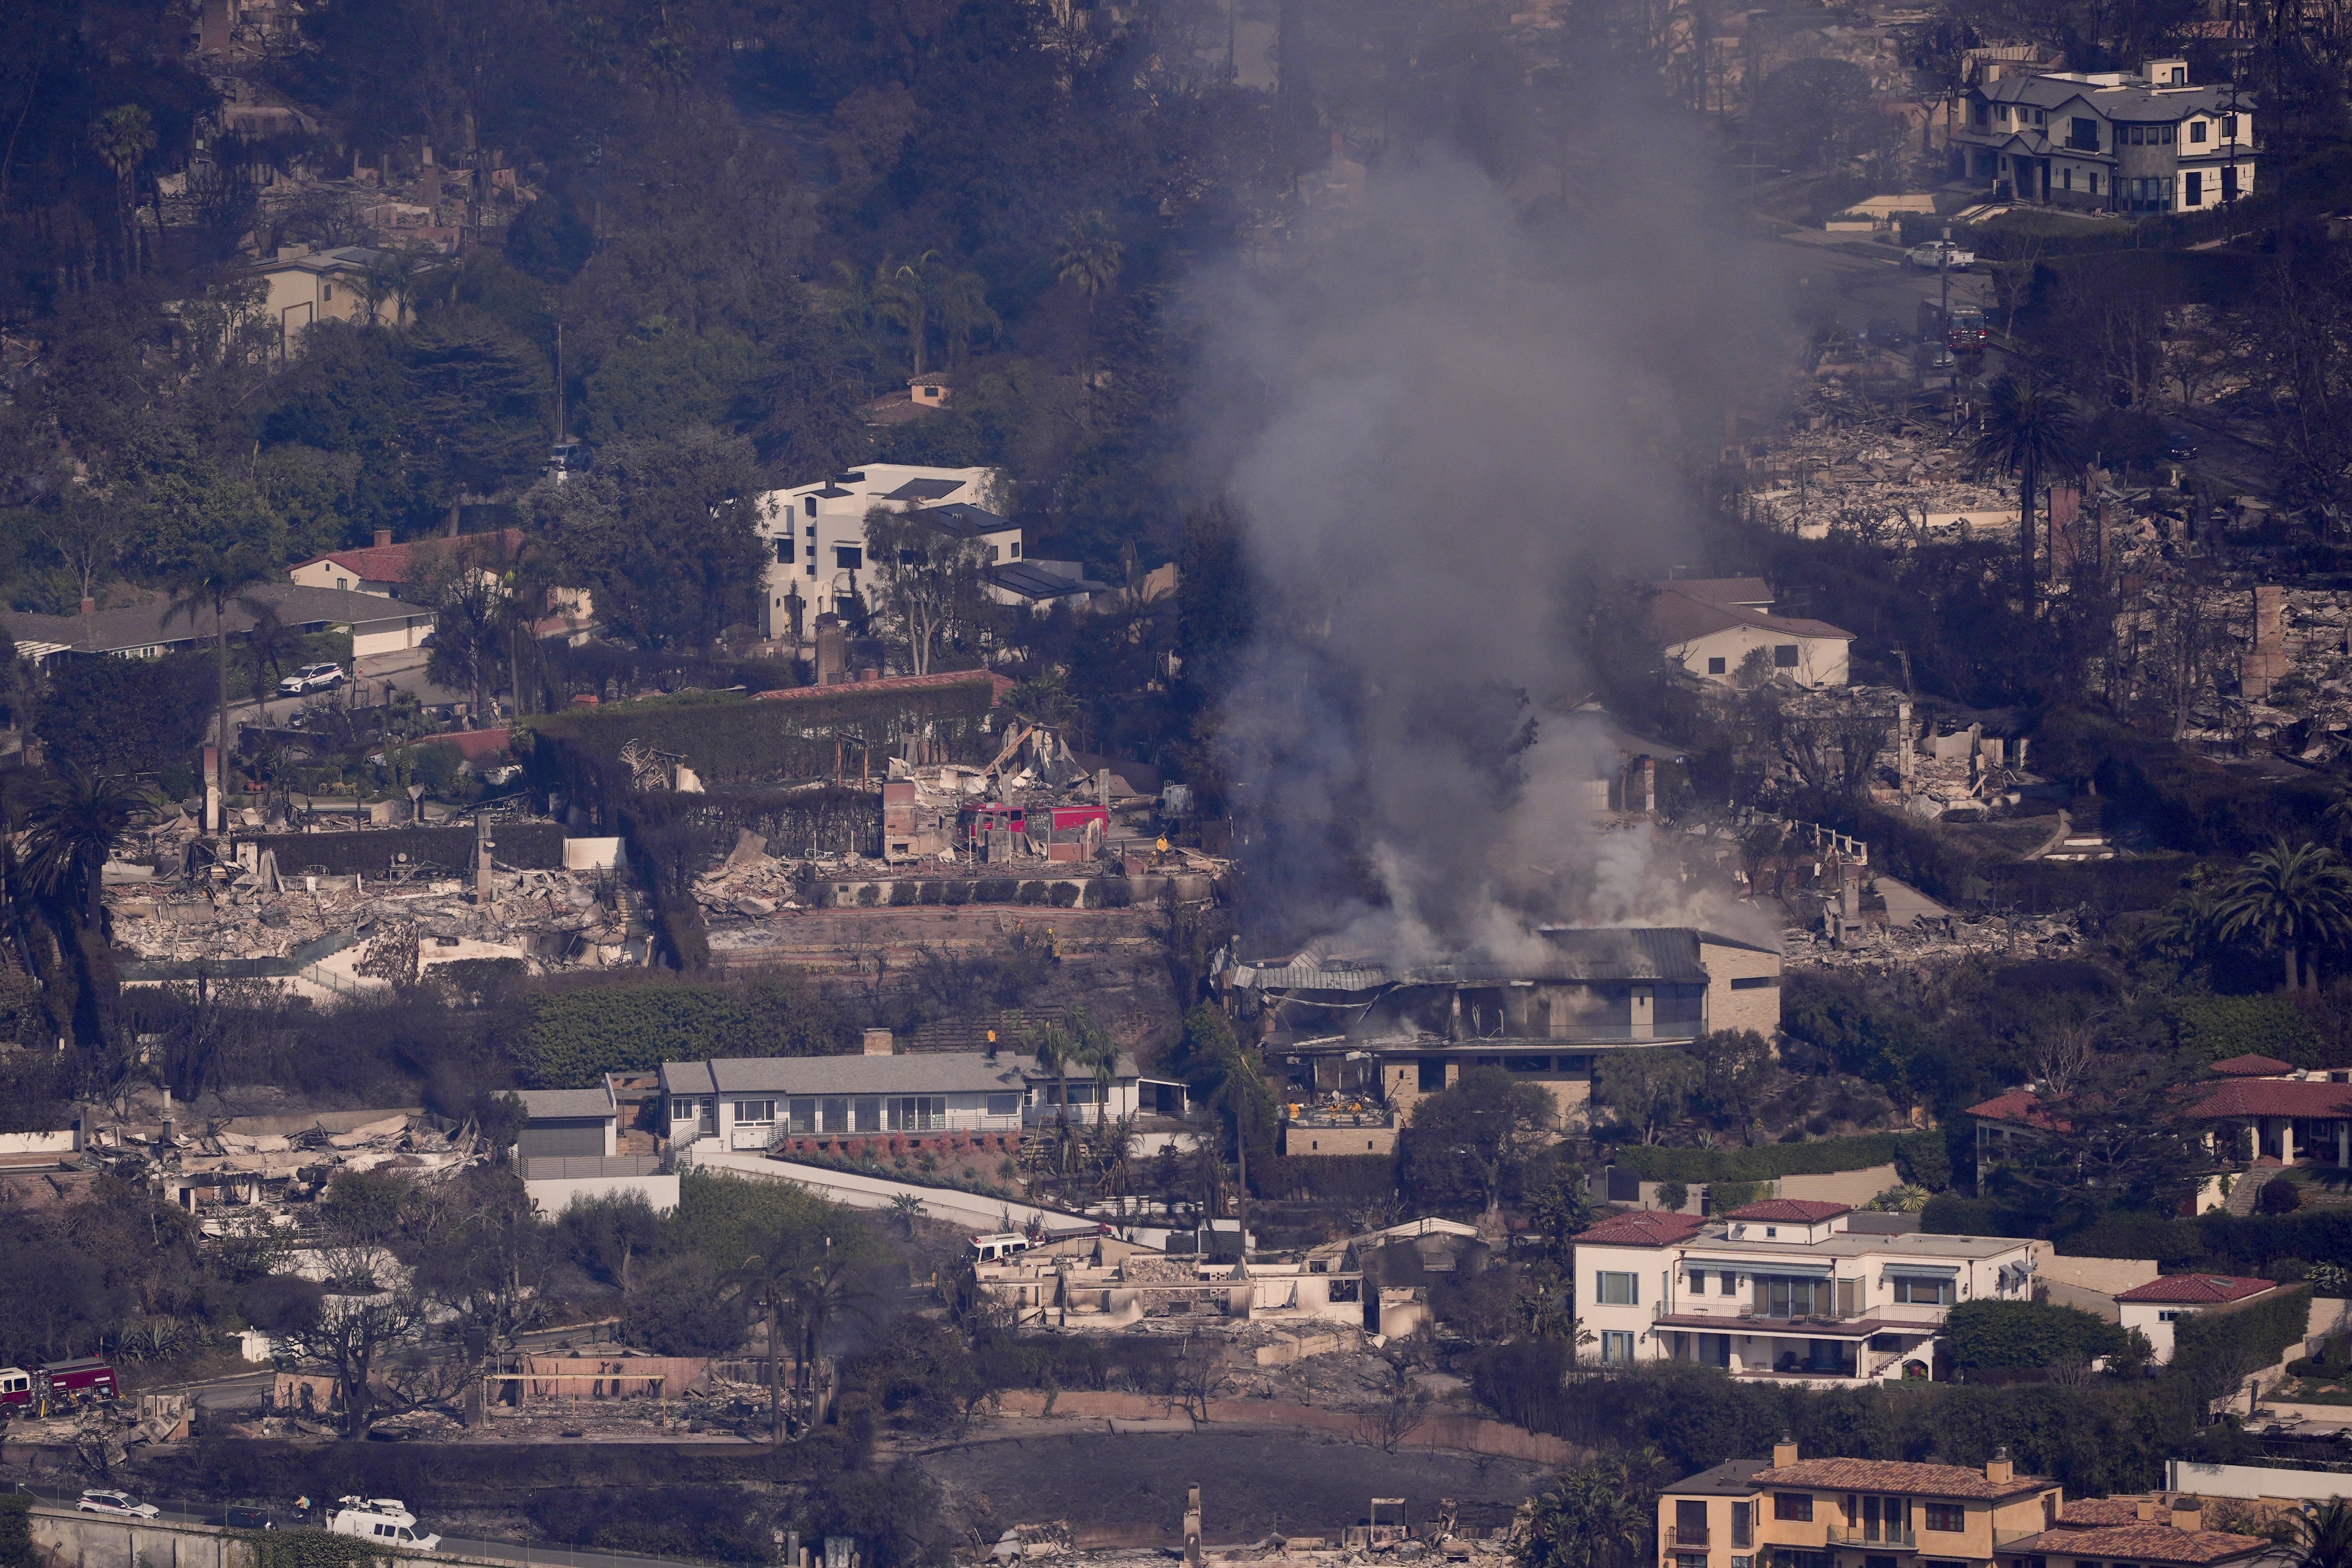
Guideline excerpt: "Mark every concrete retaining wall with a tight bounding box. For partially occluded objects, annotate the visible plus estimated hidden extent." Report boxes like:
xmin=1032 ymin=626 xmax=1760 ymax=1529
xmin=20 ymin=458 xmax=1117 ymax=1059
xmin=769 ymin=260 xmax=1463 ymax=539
xmin=1778 ymin=1164 xmax=1901 ymax=1207
xmin=988 ymin=1389 xmax=1587 ymax=1467
xmin=523 ymin=1172 xmax=680 ymax=1216
xmin=2168 ymin=1460 xmax=2352 ymax=1503
xmin=26 ymin=1510 xmax=507 ymax=1568
xmin=0 ymin=1131 xmax=76 ymax=1155
xmin=810 ymin=874 xmax=1214 ymax=910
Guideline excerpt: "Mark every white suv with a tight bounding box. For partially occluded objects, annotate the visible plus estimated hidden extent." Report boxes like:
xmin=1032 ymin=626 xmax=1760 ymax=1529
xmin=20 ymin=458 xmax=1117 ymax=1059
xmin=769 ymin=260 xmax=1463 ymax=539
xmin=79 ymin=1490 xmax=161 ymax=1519
xmin=278 ymin=663 xmax=346 ymax=696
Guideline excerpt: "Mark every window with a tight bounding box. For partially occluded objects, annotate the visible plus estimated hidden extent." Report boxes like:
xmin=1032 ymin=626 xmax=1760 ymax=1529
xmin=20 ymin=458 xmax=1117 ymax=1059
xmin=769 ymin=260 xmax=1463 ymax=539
xmin=1890 ymin=1277 xmax=1952 ymax=1306
xmin=734 ymin=1099 xmax=776 ymax=1124
xmin=2062 ymin=167 xmax=2073 ymax=190
xmin=1773 ymin=644 xmax=1800 ymax=667
xmin=2162 ymin=123 xmax=2175 ymax=143
xmin=986 ymin=1093 xmax=1022 ymax=1117
xmin=887 ymin=1095 xmax=946 ymax=1131
xmin=1731 ymin=975 xmax=1778 ymax=990
xmin=1733 ymin=1503 xmax=1753 ymax=1548
xmin=337 ymin=577 xmax=349 ymax=590
xmin=1775 ymin=1494 xmax=1815 ymax=1523
xmin=2158 ymin=1309 xmax=2188 ymax=1323
xmin=1923 ymin=1505 xmax=1966 ymax=1533
xmin=990 ymin=544 xmax=1001 ymax=561
xmin=1687 ymin=1268 xmax=1712 ymax=1293
xmin=835 ymin=545 xmax=864 ymax=570
xmin=774 ymin=538 xmax=795 ymax=564
xmin=2070 ymin=116 xmax=2099 ymax=150
xmin=2090 ymin=172 xmax=2100 ymax=193
xmin=804 ymin=496 xmax=817 ymax=516
xmin=1677 ymin=1501 xmax=1710 ymax=1545
xmin=788 ymin=1097 xmax=818 ymax=1133
xmin=1506 ymin=1056 xmax=1553 ymax=1072
xmin=1707 ymin=657 xmax=1727 ymax=674
xmin=1595 ymin=1271 xmax=1639 ymax=1305
xmin=1009 ymin=541 xmax=1021 ymax=557
xmin=2222 ymin=115 xmax=2238 ymax=137
xmin=324 ymin=283 xmax=335 ymax=300
xmin=2186 ymin=171 xmax=2202 ymax=203
xmin=1720 ymin=1270 xmax=1738 ymax=1294
xmin=1419 ymin=1058 xmax=1449 ymax=1092
xmin=2191 ymin=120 xmax=2207 ymax=143
xmin=1600 ymin=1330 xmax=1635 ymax=1364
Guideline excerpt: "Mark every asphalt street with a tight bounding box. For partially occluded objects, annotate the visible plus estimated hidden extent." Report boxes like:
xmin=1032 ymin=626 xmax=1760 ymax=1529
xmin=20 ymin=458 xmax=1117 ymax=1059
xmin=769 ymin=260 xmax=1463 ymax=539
xmin=211 ymin=647 xmax=472 ymax=748
xmin=31 ymin=1493 xmax=709 ymax=1568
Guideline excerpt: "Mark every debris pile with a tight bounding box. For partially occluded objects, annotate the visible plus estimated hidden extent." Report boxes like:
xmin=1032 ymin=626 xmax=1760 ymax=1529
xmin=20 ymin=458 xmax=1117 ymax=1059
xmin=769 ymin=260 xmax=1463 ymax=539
xmin=1783 ymin=907 xmax=2085 ymax=972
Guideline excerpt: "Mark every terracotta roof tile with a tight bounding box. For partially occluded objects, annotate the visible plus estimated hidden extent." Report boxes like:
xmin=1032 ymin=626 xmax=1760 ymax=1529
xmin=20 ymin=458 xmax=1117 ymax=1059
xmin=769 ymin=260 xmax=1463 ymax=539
xmin=2113 ymin=1274 xmax=2279 ymax=1305
xmin=1751 ymin=1459 xmax=2047 ymax=1499
xmin=2189 ymin=1078 xmax=2352 ymax=1118
xmin=1572 ymin=1210 xmax=1709 ymax=1248
xmin=1966 ymin=1088 xmax=2069 ymax=1131
xmin=2000 ymin=1525 xmax=2265 ymax=1563
xmin=294 ymin=528 xmax=524 ymax=585
xmin=2208 ymin=1053 xmax=2294 ymax=1077
xmin=1727 ymin=1199 xmax=1852 ymax=1223
xmin=2058 ymin=1500 xmax=2152 ymax=1526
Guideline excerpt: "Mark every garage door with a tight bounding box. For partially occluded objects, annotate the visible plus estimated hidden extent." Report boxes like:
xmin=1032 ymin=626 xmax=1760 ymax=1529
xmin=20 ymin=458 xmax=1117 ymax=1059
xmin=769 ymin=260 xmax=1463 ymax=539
xmin=518 ymin=1119 xmax=605 ymax=1158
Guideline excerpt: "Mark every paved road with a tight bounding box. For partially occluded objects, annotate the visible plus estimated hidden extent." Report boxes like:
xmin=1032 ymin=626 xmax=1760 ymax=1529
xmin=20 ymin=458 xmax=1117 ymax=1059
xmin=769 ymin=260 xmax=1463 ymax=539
xmin=211 ymin=649 xmax=474 ymax=748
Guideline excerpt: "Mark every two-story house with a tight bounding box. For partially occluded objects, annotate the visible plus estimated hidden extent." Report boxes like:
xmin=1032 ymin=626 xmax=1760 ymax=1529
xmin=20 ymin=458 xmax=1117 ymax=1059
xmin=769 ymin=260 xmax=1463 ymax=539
xmin=1658 ymin=1442 xmax=2267 ymax=1568
xmin=1573 ymin=1199 xmax=2038 ymax=1383
xmin=1950 ymin=59 xmax=2256 ymax=215
xmin=751 ymin=466 xmax=1022 ymax=640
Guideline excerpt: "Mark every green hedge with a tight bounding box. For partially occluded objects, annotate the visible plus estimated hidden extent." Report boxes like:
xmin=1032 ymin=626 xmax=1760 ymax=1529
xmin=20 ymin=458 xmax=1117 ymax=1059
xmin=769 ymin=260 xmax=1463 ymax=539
xmin=2170 ymin=994 xmax=2323 ymax=1067
xmin=522 ymin=677 xmax=1006 ymax=793
xmin=243 ymin=1532 xmax=404 ymax=1568
xmin=516 ymin=975 xmax=850 ymax=1086
xmin=1947 ymin=1299 xmax=2129 ymax=1369
xmin=2199 ymin=1210 xmax=2352 ymax=1269
xmin=1612 ymin=1131 xmax=1939 ymax=1184
xmin=2174 ymin=1281 xmax=2311 ymax=1376
xmin=0 ymin=1493 xmax=30 ymax=1568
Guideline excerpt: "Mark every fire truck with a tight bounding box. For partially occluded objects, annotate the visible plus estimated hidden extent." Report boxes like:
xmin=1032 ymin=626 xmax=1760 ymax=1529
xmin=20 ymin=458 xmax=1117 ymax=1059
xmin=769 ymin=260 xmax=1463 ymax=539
xmin=0 ymin=1358 xmax=120 ymax=1416
xmin=1916 ymin=299 xmax=1989 ymax=353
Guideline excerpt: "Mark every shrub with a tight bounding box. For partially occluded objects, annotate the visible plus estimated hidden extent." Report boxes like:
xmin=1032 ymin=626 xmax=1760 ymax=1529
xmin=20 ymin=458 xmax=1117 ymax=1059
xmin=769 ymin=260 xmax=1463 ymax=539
xmin=2260 ymin=1177 xmax=2304 ymax=1215
xmin=1612 ymin=1131 xmax=1943 ymax=1185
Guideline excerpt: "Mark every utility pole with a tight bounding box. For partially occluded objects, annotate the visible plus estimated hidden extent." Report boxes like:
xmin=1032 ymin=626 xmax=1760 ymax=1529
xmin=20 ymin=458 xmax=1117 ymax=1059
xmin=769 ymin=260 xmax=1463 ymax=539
xmin=554 ymin=320 xmax=565 ymax=444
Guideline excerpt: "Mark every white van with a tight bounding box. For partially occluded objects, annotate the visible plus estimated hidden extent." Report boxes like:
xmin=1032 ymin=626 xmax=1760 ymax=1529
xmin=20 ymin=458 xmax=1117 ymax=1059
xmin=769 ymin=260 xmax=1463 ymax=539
xmin=969 ymin=1232 xmax=1032 ymax=1262
xmin=326 ymin=1497 xmax=441 ymax=1553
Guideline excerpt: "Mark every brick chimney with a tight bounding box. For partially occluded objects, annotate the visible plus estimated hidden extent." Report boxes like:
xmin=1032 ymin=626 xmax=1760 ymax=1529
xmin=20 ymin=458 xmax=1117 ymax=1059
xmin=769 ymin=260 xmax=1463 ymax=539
xmin=375 ymin=529 xmax=394 ymax=548
xmin=1773 ymin=1435 xmax=1799 ymax=1468
xmin=862 ymin=1029 xmax=896 ymax=1056
xmin=1984 ymin=1447 xmax=2014 ymax=1485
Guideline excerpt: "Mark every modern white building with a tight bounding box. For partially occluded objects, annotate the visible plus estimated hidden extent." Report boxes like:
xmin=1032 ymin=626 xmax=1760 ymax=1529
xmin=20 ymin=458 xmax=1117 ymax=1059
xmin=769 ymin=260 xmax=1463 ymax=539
xmin=751 ymin=465 xmax=1023 ymax=639
xmin=1951 ymin=58 xmax=2256 ymax=215
xmin=658 ymin=1048 xmax=1185 ymax=1153
xmin=1572 ymin=1199 xmax=2038 ymax=1383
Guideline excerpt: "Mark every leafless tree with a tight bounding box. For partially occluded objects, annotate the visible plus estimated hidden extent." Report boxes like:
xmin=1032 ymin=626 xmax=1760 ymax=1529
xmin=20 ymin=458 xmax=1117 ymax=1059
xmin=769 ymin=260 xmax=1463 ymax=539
xmin=1355 ymin=1362 xmax=1433 ymax=1453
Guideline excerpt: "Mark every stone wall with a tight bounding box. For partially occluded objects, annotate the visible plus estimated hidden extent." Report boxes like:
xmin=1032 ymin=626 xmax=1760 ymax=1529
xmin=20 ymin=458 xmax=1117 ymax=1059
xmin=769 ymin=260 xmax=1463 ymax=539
xmin=988 ymin=1388 xmax=1589 ymax=1467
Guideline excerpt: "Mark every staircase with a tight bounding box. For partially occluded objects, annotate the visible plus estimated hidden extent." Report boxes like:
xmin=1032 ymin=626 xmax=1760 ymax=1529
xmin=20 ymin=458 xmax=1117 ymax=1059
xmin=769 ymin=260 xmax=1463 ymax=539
xmin=2226 ymin=1159 xmax=2281 ymax=1216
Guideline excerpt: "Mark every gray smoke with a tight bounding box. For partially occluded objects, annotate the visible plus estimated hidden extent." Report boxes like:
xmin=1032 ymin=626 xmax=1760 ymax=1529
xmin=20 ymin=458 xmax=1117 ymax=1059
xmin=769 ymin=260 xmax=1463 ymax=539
xmin=1194 ymin=145 xmax=1778 ymax=963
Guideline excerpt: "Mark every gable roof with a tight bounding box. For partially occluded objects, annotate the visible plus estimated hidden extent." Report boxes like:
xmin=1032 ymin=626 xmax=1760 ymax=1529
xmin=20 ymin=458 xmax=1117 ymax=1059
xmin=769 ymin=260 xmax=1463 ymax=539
xmin=2209 ymin=1053 xmax=2294 ymax=1077
xmin=2 ymin=583 xmax=431 ymax=658
xmin=1650 ymin=584 xmax=1855 ymax=648
xmin=2113 ymin=1274 xmax=2279 ymax=1306
xmin=517 ymin=1086 xmax=616 ymax=1120
xmin=1573 ymin=1210 xmax=1709 ymax=1248
xmin=1726 ymin=1199 xmax=1852 ymax=1223
xmin=1966 ymin=1088 xmax=2069 ymax=1131
xmin=293 ymin=529 xmax=524 ymax=585
xmin=1750 ymin=1458 xmax=2049 ymax=1501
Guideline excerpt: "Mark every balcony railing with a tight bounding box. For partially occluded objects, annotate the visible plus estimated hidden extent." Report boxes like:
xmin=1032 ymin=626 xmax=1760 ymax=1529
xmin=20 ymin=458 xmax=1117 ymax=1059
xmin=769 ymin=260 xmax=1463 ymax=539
xmin=1666 ymin=1528 xmax=1710 ymax=1549
xmin=1827 ymin=1526 xmax=1917 ymax=1549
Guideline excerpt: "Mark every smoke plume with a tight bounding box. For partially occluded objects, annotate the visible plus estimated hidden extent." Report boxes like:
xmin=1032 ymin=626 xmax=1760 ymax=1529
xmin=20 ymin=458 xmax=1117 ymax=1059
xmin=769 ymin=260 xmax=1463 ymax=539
xmin=1194 ymin=142 xmax=1777 ymax=963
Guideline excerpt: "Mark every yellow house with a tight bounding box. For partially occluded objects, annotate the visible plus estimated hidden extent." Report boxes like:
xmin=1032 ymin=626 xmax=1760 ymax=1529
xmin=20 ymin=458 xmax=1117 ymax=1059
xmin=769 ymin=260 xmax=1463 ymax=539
xmin=251 ymin=245 xmax=402 ymax=345
xmin=1658 ymin=1442 xmax=2268 ymax=1568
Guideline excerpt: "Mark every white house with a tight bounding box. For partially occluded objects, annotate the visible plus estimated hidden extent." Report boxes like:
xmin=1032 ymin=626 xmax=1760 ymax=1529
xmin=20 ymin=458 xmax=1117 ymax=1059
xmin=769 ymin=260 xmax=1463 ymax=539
xmin=1952 ymin=58 xmax=2256 ymax=215
xmin=658 ymin=1048 xmax=1183 ymax=1153
xmin=1572 ymin=1199 xmax=2039 ymax=1383
xmin=751 ymin=465 xmax=1022 ymax=639
xmin=514 ymin=1082 xmax=678 ymax=1217
xmin=1650 ymin=579 xmax=1854 ymax=690
xmin=2114 ymin=1274 xmax=2290 ymax=1365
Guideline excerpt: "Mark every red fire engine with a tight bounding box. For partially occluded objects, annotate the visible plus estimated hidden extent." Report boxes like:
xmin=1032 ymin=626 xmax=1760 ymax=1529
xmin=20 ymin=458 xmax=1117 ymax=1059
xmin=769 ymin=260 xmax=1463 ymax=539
xmin=0 ymin=1358 xmax=119 ymax=1416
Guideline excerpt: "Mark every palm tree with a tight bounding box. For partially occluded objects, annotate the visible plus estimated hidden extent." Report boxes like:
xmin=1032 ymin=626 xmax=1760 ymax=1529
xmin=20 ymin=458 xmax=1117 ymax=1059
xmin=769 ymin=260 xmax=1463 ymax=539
xmin=2215 ymin=838 xmax=2352 ymax=993
xmin=886 ymin=252 xmax=941 ymax=375
xmin=164 ymin=544 xmax=276 ymax=831
xmin=1054 ymin=211 xmax=1124 ymax=394
xmin=1969 ymin=372 xmax=2084 ymax=612
xmin=88 ymin=105 xmax=155 ymax=275
xmin=2290 ymin=1499 xmax=2352 ymax=1568
xmin=21 ymin=768 xmax=141 ymax=931
xmin=931 ymin=266 xmax=1000 ymax=368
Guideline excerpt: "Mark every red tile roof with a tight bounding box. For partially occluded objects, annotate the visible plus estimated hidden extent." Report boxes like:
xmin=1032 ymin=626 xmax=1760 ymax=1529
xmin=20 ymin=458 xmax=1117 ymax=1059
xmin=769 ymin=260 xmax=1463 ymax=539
xmin=755 ymin=669 xmax=1017 ymax=704
xmin=1573 ymin=1210 xmax=1709 ymax=1248
xmin=2057 ymin=1500 xmax=2154 ymax=1526
xmin=2188 ymin=1077 xmax=2352 ymax=1119
xmin=436 ymin=727 xmax=513 ymax=764
xmin=1998 ymin=1525 xmax=2265 ymax=1564
xmin=2209 ymin=1053 xmax=2294 ymax=1077
xmin=2114 ymin=1274 xmax=2279 ymax=1306
xmin=1966 ymin=1088 xmax=2069 ymax=1131
xmin=1726 ymin=1199 xmax=1852 ymax=1223
xmin=295 ymin=528 xmax=524 ymax=585
xmin=1751 ymin=1459 xmax=2047 ymax=1500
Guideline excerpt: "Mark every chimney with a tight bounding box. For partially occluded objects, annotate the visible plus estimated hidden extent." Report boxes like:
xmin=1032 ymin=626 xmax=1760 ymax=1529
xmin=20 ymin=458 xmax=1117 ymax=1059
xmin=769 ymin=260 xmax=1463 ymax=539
xmin=858 ymin=667 xmax=879 ymax=683
xmin=1773 ymin=1435 xmax=1799 ymax=1469
xmin=80 ymin=597 xmax=94 ymax=616
xmin=1985 ymin=1447 xmax=2014 ymax=1485
xmin=862 ymin=1029 xmax=896 ymax=1056
xmin=2172 ymin=1502 xmax=2203 ymax=1533
xmin=1641 ymin=755 xmax=1657 ymax=815
xmin=375 ymin=529 xmax=393 ymax=549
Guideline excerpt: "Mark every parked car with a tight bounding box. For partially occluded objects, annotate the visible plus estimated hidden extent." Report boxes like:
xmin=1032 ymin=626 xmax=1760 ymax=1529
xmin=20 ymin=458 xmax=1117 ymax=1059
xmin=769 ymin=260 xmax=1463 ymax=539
xmin=2162 ymin=425 xmax=2200 ymax=461
xmin=277 ymin=663 xmax=345 ymax=696
xmin=1906 ymin=240 xmax=1975 ymax=270
xmin=221 ymin=1504 xmax=277 ymax=1530
xmin=1860 ymin=316 xmax=1912 ymax=348
xmin=79 ymin=1490 xmax=160 ymax=1519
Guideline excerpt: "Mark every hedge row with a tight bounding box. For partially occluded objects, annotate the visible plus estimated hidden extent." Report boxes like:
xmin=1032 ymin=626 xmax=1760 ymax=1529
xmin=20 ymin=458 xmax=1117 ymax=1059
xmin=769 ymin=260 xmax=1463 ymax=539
xmin=236 ymin=822 xmax=567 ymax=877
xmin=2174 ymin=1281 xmax=2311 ymax=1375
xmin=1946 ymin=1299 xmax=2128 ymax=1369
xmin=1611 ymin=1131 xmax=1938 ymax=1184
xmin=522 ymin=679 xmax=1005 ymax=793
xmin=517 ymin=975 xmax=850 ymax=1087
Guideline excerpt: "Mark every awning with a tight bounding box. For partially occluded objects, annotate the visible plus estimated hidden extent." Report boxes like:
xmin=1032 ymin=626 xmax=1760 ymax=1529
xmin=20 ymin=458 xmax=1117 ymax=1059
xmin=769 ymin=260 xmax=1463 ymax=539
xmin=1685 ymin=1257 xmax=1836 ymax=1277
xmin=1881 ymin=1264 xmax=1961 ymax=1279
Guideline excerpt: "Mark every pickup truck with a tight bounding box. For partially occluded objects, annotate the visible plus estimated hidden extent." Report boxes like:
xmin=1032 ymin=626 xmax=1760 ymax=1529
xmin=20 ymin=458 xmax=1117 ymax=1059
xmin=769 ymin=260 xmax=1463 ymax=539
xmin=1906 ymin=240 xmax=1975 ymax=271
